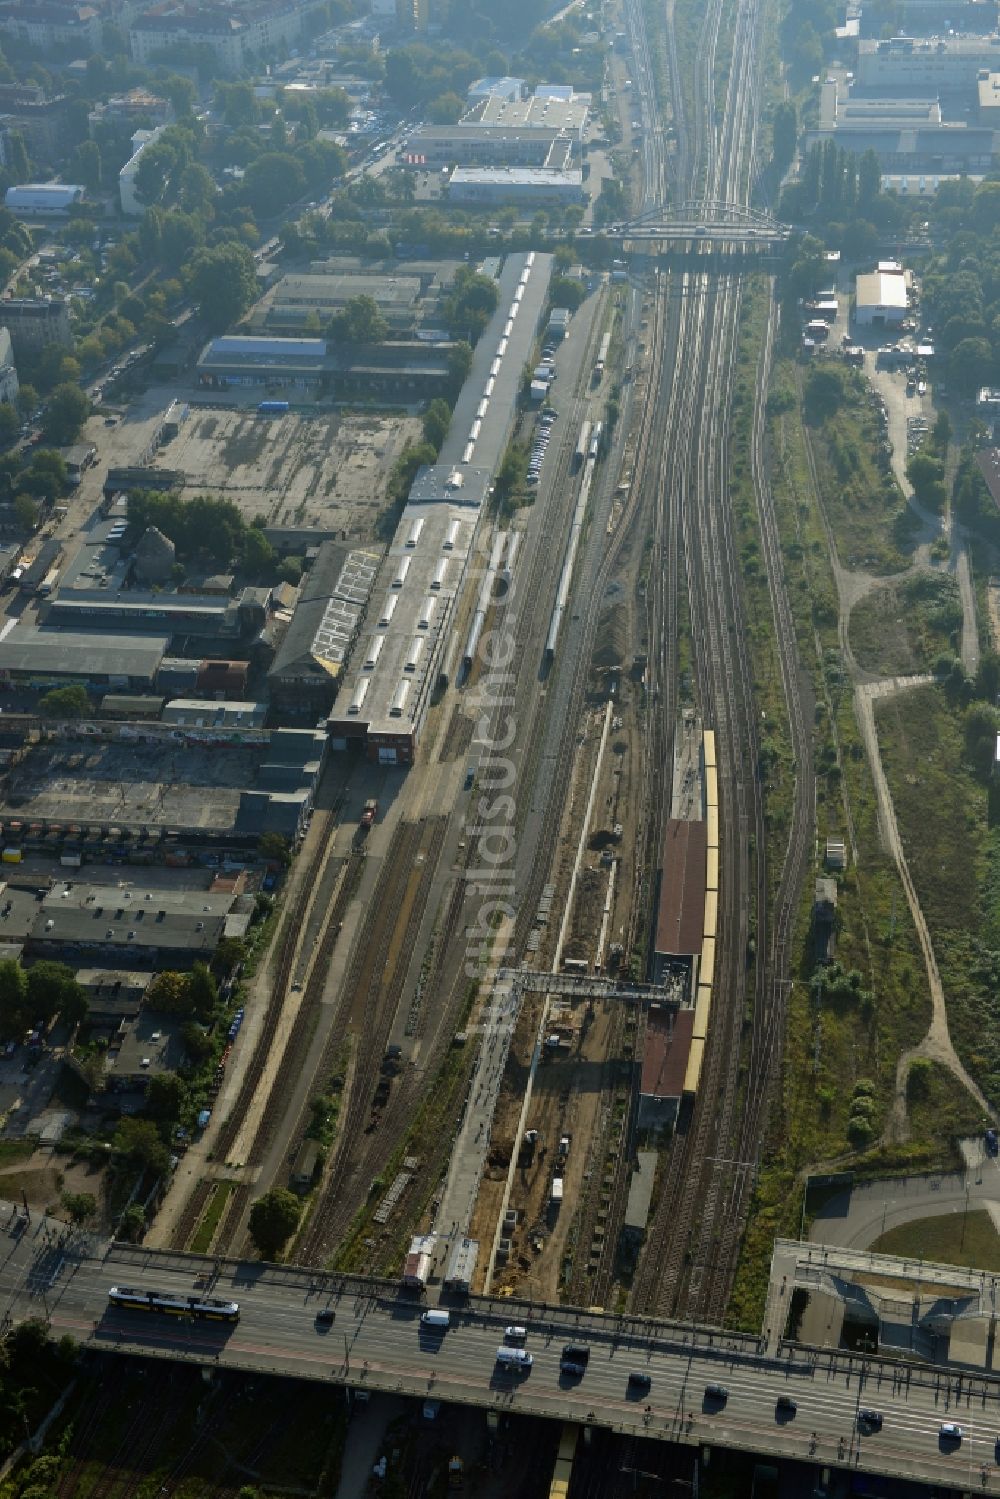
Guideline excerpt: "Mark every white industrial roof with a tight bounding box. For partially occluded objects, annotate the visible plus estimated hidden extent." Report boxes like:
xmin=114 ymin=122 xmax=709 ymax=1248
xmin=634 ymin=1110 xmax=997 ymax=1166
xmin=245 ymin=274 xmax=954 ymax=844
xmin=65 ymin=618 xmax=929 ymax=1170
xmin=450 ymin=167 xmax=584 ymax=187
xmin=208 ymin=335 xmax=327 ymax=358
xmin=6 ymin=184 xmax=84 ymax=206
xmin=855 ymin=271 xmax=908 ymax=311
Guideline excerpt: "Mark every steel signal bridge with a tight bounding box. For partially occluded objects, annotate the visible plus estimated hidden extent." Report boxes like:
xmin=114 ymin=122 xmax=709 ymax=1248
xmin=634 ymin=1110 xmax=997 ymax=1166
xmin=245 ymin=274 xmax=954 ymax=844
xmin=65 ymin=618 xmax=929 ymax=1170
xmin=614 ymin=200 xmax=791 ymax=248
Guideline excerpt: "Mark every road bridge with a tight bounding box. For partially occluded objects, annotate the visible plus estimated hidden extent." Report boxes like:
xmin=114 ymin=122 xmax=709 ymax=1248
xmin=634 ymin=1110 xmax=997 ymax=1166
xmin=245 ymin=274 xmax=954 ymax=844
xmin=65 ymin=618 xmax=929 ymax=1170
xmin=609 ymin=200 xmax=791 ymax=248
xmin=6 ymin=1206 xmax=1000 ymax=1493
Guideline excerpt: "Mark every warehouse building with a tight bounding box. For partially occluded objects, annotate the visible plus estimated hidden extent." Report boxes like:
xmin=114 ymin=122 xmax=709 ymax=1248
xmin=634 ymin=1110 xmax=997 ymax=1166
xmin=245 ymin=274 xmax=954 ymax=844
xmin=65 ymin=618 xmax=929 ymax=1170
xmin=260 ymin=270 xmax=423 ymax=331
xmin=28 ymin=882 xmax=248 ymax=965
xmin=855 ymin=266 xmax=909 ymax=325
xmin=404 ymin=124 xmax=566 ymax=167
xmin=0 ymin=624 xmax=168 ymax=690
xmin=326 ymin=251 xmax=552 ymax=765
xmin=268 ymin=541 xmax=381 ymax=716
xmin=197 ymin=335 xmax=328 ymax=390
xmin=471 ymin=90 xmax=590 ymax=142
xmin=467 ymin=76 xmax=525 ymax=103
xmin=448 ymin=167 xmax=586 ymax=205
xmin=4 ymin=183 xmax=84 ymax=216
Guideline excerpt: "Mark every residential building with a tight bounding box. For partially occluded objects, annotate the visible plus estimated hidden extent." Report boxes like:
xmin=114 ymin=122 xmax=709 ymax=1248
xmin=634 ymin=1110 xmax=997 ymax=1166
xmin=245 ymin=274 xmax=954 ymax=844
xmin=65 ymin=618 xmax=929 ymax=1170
xmin=119 ymin=125 xmax=168 ymax=216
xmin=0 ymin=3 xmax=101 ymax=51
xmin=0 ymin=327 xmax=18 ymax=408
xmin=0 ymin=297 xmax=72 ymax=354
xmin=0 ymin=86 xmax=72 ymax=164
xmin=129 ymin=0 xmax=329 ymax=74
xmin=89 ymin=89 xmax=172 ymax=135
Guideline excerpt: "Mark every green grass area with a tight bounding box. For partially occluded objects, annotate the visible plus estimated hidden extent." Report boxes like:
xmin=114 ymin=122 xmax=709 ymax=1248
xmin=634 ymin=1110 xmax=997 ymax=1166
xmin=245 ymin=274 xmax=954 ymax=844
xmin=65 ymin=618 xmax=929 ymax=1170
xmin=0 ymin=1139 xmax=36 ymax=1168
xmin=850 ymin=573 xmax=963 ymax=677
xmin=803 ymin=364 xmax=912 ymax=574
xmin=727 ymin=357 xmax=938 ymax=1331
xmin=906 ymin=1057 xmax=988 ymax=1147
xmin=189 ymin=1179 xmax=236 ymax=1254
xmin=875 ymin=683 xmax=1000 ymax=1108
xmin=872 ymin=1209 xmax=1000 ymax=1272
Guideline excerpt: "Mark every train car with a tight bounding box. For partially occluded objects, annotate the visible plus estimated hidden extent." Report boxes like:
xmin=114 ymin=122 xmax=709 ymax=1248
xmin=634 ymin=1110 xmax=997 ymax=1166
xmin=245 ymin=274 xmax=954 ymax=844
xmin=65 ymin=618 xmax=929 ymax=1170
xmin=704 ymin=887 xmax=718 ymax=941
xmin=705 ymin=772 xmax=718 ymax=813
xmin=588 ymin=420 xmax=603 ymax=460
xmin=703 ymin=727 xmax=717 ymax=770
xmin=706 ymin=843 xmax=719 ymax=893
xmin=256 ymin=400 xmax=289 ymax=416
xmin=574 ymin=420 xmax=591 ymax=470
xmin=693 ymin=982 xmax=712 ymax=1041
xmin=683 ymin=1036 xmax=705 ymax=1097
xmin=699 ymin=935 xmax=715 ymax=991
xmin=108 ymin=1286 xmax=240 ymax=1322
xmin=706 ymin=802 xmax=719 ymax=852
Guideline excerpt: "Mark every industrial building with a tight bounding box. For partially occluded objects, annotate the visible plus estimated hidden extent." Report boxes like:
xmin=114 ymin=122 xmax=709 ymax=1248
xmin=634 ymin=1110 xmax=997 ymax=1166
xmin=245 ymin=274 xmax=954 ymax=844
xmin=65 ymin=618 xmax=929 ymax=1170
xmin=857 ymin=33 xmax=1000 ymax=92
xmin=268 ymin=541 xmax=381 ymax=716
xmin=259 ymin=271 xmax=424 ymax=331
xmin=467 ymin=77 xmax=525 ymax=104
xmin=448 ymin=167 xmax=586 ymax=205
xmin=855 ymin=266 xmax=909 ymax=325
xmin=4 ymin=183 xmax=84 ymax=216
xmin=805 ymin=78 xmax=996 ymax=167
xmin=404 ymin=125 xmax=569 ymax=168
xmin=0 ymin=623 xmax=169 ymax=690
xmin=470 ymin=91 xmax=590 ymax=143
xmin=197 ymin=335 xmax=328 ymax=390
xmin=27 ymin=882 xmax=250 ymax=966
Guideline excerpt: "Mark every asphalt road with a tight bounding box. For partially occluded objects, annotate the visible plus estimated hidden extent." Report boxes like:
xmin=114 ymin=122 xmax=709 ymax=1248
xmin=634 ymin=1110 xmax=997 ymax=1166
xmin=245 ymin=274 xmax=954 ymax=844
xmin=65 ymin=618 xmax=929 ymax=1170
xmin=812 ymin=1151 xmax=1000 ymax=1251
xmin=5 ymin=1207 xmax=1000 ymax=1491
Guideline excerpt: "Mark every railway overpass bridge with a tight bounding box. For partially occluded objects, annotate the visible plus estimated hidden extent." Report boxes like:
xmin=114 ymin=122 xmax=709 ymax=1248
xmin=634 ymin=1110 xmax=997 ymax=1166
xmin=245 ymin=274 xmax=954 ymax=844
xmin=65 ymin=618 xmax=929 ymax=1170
xmin=5 ymin=1207 xmax=1000 ymax=1493
xmin=610 ymin=200 xmax=791 ymax=250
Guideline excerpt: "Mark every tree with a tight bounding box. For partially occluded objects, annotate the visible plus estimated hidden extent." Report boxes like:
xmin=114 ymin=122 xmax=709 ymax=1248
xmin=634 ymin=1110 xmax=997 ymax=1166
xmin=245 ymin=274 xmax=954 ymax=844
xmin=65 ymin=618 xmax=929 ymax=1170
xmin=443 ymin=269 xmax=500 ymax=343
xmin=548 ymin=276 xmax=586 ymax=312
xmin=906 ymin=449 xmax=947 ymax=511
xmin=26 ymin=961 xmax=83 ymax=1025
xmin=242 ymin=152 xmax=306 ymax=216
xmin=0 ymin=403 xmax=18 ymax=446
xmin=145 ymin=1071 xmax=186 ymax=1123
xmin=803 ymin=365 xmax=844 ymax=423
xmin=118 ymin=1203 xmax=146 ymax=1242
xmin=61 ymin=1191 xmax=96 ymax=1225
xmin=12 ymin=493 xmax=37 ymax=532
xmin=422 ymin=397 xmax=451 ymax=452
xmin=113 ymin=1117 xmax=170 ymax=1177
xmin=772 ymin=100 xmax=797 ymax=170
xmin=248 ymin=1187 xmax=302 ymax=1260
xmin=0 ymin=959 xmax=28 ymax=1038
xmin=188 ymin=242 xmax=258 ymax=333
xmin=39 ymin=685 xmax=90 ymax=719
xmin=327 ymin=293 xmax=388 ymax=344
xmin=188 ymin=962 xmax=217 ymax=1020
xmin=71 ymin=140 xmax=102 ymax=193
xmin=258 ymin=831 xmax=290 ymax=866
xmin=41 ymin=384 xmax=90 ymax=445
xmin=146 ymin=970 xmax=193 ymax=1014
xmin=16 ymin=384 xmax=37 ymax=417
xmin=427 ymin=91 xmax=464 ymax=124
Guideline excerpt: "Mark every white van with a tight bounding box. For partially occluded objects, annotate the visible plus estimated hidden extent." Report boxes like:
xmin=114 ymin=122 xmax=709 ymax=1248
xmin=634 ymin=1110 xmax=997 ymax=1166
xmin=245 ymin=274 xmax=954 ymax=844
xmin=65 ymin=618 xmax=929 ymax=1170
xmin=496 ymin=1346 xmax=532 ymax=1370
xmin=420 ymin=1309 xmax=451 ymax=1330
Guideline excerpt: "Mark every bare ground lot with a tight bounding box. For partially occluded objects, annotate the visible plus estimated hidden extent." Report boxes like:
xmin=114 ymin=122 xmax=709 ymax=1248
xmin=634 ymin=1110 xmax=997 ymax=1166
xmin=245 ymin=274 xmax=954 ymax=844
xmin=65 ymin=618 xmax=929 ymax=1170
xmin=146 ymin=408 xmax=423 ymax=536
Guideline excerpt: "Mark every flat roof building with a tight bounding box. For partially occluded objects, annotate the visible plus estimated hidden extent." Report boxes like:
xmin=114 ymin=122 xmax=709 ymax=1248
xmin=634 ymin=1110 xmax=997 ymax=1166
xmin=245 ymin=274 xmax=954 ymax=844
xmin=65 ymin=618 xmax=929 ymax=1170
xmin=855 ymin=268 xmax=909 ymax=324
xmin=638 ymin=1006 xmax=692 ymax=1130
xmin=654 ymin=819 xmax=708 ymax=976
xmin=0 ymin=623 xmax=168 ymax=689
xmin=197 ymin=334 xmax=328 ymax=389
xmin=404 ymin=124 xmax=566 ymax=167
xmin=858 ymin=33 xmax=1000 ymax=92
xmin=467 ymin=76 xmax=524 ymax=103
xmin=471 ymin=92 xmax=590 ymax=142
xmin=29 ymin=882 xmax=246 ymax=965
xmin=448 ymin=167 xmax=586 ymax=204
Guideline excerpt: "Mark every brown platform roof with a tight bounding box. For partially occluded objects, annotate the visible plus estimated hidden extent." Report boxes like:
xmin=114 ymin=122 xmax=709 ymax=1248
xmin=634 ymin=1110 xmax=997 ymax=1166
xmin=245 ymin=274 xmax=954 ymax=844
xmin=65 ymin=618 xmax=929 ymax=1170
xmin=654 ymin=818 xmax=707 ymax=958
xmin=640 ymin=1004 xmax=693 ymax=1102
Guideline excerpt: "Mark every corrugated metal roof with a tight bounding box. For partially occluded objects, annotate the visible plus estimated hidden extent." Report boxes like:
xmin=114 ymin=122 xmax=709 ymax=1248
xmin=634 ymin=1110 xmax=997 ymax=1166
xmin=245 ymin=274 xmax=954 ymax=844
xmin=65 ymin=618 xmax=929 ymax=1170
xmin=640 ymin=1005 xmax=693 ymax=1101
xmin=208 ymin=335 xmax=327 ymax=358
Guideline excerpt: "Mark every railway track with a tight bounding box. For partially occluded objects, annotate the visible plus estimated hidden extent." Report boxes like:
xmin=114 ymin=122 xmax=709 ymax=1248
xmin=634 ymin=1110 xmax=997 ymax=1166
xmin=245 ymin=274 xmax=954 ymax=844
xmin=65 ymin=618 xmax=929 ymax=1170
xmin=626 ymin=0 xmax=813 ymax=1325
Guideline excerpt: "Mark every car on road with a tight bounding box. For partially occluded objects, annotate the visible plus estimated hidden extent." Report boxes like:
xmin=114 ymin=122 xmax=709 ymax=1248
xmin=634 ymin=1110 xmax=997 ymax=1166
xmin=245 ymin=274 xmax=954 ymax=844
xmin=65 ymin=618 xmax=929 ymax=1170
xmin=704 ymin=1383 xmax=729 ymax=1404
xmin=858 ymin=1409 xmax=882 ymax=1432
xmin=504 ymin=1325 xmax=527 ymax=1345
xmin=986 ymin=1128 xmax=998 ymax=1156
xmin=940 ymin=1422 xmax=962 ymax=1443
xmin=560 ymin=1360 xmax=587 ymax=1378
xmin=627 ymin=1370 xmax=651 ymax=1392
xmin=315 ymin=1309 xmax=335 ymax=1325
xmin=775 ymin=1396 xmax=797 ymax=1417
